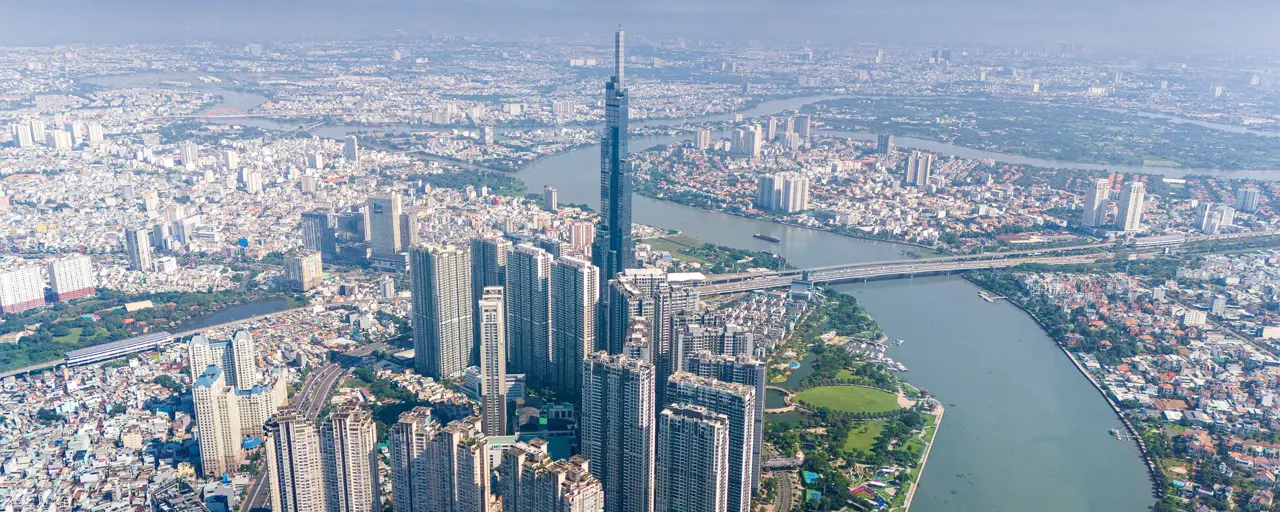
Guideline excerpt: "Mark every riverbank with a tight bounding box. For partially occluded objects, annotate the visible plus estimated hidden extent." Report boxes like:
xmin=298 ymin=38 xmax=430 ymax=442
xmin=762 ymin=293 xmax=943 ymax=511
xmin=630 ymin=190 xmax=941 ymax=252
xmin=813 ymin=97 xmax=1280 ymax=171
xmin=901 ymin=404 xmax=944 ymax=512
xmin=961 ymin=274 xmax=1162 ymax=498
xmin=510 ymin=92 xmax=1155 ymax=511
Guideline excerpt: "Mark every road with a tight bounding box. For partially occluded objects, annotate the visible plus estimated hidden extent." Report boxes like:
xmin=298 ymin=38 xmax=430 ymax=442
xmin=303 ymin=364 xmax=347 ymax=421
xmin=0 ymin=305 xmax=311 ymax=380
xmin=777 ymin=471 xmax=797 ymax=511
xmin=700 ymin=254 xmax=1101 ymax=295
xmin=708 ymin=230 xmax=1280 ymax=285
xmin=707 ymin=242 xmax=1113 ymax=283
xmin=242 ymin=363 xmax=344 ymax=512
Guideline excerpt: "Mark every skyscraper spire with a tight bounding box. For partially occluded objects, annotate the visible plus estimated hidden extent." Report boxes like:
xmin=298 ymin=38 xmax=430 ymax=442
xmin=615 ymin=26 xmax=625 ymax=86
xmin=594 ymin=24 xmax=635 ymax=354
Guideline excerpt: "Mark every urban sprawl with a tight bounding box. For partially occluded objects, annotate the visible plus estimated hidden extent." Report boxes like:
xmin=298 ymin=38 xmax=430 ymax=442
xmin=0 ymin=25 xmax=1279 ymax=512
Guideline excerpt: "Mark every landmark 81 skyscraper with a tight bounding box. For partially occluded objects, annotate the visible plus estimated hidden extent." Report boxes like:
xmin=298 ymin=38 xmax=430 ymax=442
xmin=594 ymin=29 xmax=633 ymax=290
xmin=594 ymin=27 xmax=634 ymax=353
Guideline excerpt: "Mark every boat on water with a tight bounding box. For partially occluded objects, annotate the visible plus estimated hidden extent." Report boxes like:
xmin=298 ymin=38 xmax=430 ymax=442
xmin=754 ymin=233 xmax=781 ymax=243
xmin=895 ymin=339 xmax=905 ymax=346
xmin=977 ymin=290 xmax=999 ymax=302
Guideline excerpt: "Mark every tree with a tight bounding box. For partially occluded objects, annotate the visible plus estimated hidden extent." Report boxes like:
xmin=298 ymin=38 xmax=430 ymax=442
xmin=154 ymin=374 xmax=185 ymax=393
xmin=36 ymin=408 xmax=65 ymax=423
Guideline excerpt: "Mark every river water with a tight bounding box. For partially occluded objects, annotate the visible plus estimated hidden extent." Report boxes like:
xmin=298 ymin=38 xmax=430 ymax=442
xmin=93 ymin=73 xmax=1159 ymax=510
xmin=518 ymin=131 xmax=1155 ymax=512
xmin=87 ymin=71 xmax=1280 ymax=181
xmin=174 ymin=298 xmax=290 ymax=333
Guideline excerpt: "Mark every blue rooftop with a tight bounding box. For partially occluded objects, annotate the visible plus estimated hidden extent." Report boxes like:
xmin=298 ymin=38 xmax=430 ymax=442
xmin=193 ymin=365 xmax=223 ymax=388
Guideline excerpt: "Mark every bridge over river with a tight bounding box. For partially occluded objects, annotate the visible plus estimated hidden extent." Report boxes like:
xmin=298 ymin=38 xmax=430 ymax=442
xmin=699 ymin=230 xmax=1280 ymax=295
xmin=699 ymin=254 xmax=1101 ymax=295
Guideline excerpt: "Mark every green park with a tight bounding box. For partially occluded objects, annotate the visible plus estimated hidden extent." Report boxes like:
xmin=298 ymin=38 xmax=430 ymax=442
xmin=761 ymin=292 xmax=941 ymax=511
xmin=794 ymin=385 xmax=902 ymax=415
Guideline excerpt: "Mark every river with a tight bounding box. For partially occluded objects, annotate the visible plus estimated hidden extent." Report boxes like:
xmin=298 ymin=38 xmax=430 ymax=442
xmin=94 ymin=73 xmax=1158 ymax=510
xmin=518 ymin=132 xmax=1155 ymax=512
xmin=87 ymin=70 xmax=1280 ymax=180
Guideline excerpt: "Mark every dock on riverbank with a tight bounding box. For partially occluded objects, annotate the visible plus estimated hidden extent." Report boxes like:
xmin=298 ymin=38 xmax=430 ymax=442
xmin=965 ymin=276 xmax=1163 ymax=498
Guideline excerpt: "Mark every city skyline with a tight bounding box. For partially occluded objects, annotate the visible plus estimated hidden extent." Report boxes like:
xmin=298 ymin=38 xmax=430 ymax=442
xmin=5 ymin=12 xmax=1280 ymax=512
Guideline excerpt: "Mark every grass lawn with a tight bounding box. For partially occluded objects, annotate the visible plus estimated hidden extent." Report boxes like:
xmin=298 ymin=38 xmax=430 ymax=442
xmin=843 ymin=420 xmax=886 ymax=452
xmin=52 ymin=327 xmax=85 ymax=344
xmin=1160 ymin=457 xmax=1190 ymax=476
xmin=644 ymin=237 xmax=712 ymax=266
xmin=53 ymin=327 xmax=109 ymax=345
xmin=900 ymin=414 xmax=938 ymax=453
xmin=794 ymin=385 xmax=900 ymax=414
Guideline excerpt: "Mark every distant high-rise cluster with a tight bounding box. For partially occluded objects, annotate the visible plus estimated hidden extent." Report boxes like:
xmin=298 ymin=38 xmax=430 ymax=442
xmin=380 ymin=26 xmax=781 ymax=512
xmin=1200 ymin=203 xmax=1236 ymax=234
xmin=1117 ymin=181 xmax=1146 ymax=233
xmin=904 ymin=151 xmax=935 ymax=189
xmin=695 ymin=129 xmax=712 ymax=150
xmin=755 ymin=172 xmax=810 ymax=213
xmin=730 ymin=125 xmax=764 ymax=157
xmin=876 ymin=133 xmax=894 ymax=155
xmin=1236 ymin=186 xmax=1262 ymax=213
xmin=1081 ymin=178 xmax=1111 ymax=229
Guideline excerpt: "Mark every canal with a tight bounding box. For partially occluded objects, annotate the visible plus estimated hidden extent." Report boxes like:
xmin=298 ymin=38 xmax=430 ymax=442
xmin=172 ymin=298 xmax=291 ymax=333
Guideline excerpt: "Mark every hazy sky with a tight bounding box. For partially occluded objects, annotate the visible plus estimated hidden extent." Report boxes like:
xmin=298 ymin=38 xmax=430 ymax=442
xmin=2 ymin=0 xmax=1276 ymax=52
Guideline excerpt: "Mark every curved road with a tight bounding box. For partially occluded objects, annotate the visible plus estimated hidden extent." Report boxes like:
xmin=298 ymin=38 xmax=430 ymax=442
xmin=243 ymin=363 xmax=344 ymax=512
